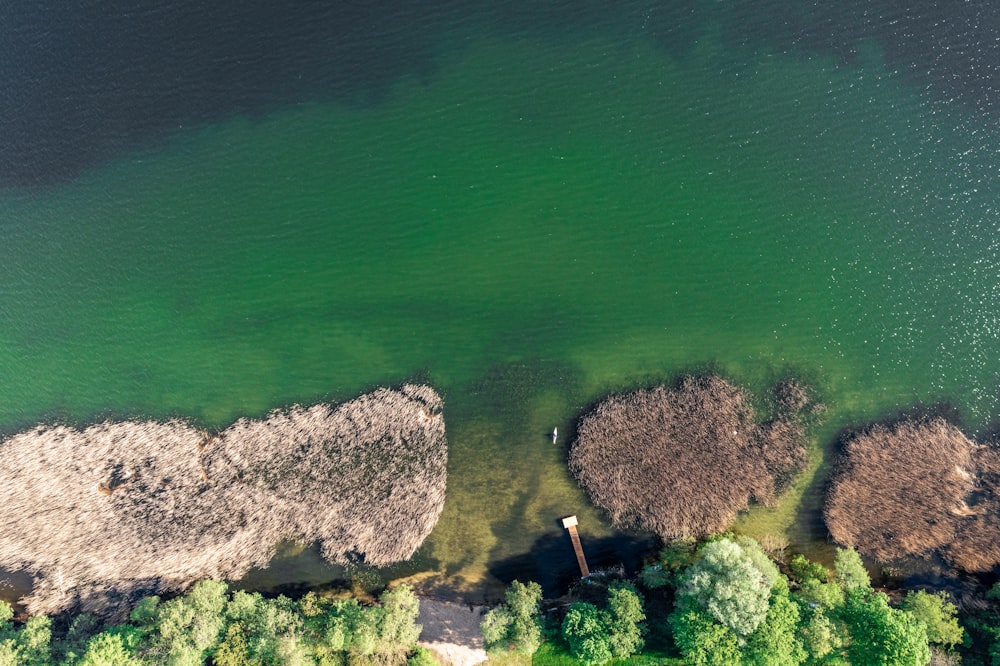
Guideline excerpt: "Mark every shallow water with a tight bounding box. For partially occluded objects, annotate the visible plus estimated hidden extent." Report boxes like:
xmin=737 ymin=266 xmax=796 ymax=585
xmin=2 ymin=1 xmax=1000 ymax=602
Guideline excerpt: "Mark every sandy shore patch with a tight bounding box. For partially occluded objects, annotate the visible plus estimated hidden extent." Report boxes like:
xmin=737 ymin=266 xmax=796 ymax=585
xmin=418 ymin=597 xmax=489 ymax=666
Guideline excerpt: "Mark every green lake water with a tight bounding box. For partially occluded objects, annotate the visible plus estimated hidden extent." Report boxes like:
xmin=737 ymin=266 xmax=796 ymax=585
xmin=2 ymin=31 xmax=999 ymax=597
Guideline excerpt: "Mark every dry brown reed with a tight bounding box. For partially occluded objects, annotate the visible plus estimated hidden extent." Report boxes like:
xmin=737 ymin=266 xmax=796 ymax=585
xmin=568 ymin=375 xmax=810 ymax=540
xmin=825 ymin=419 xmax=974 ymax=563
xmin=947 ymin=444 xmax=1000 ymax=571
xmin=0 ymin=385 xmax=447 ymax=616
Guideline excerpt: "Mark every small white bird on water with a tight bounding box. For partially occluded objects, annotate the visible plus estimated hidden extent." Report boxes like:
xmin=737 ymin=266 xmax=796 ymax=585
xmin=552 ymin=427 xmax=558 ymax=444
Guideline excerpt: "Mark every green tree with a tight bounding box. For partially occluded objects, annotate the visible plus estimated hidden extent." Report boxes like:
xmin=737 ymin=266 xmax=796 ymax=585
xmin=561 ymin=584 xmax=645 ymax=666
xmin=900 ymin=590 xmax=963 ymax=650
xmin=843 ymin=590 xmax=930 ymax=666
xmin=677 ymin=538 xmax=772 ymax=639
xmin=480 ymin=580 xmax=543 ymax=655
xmin=743 ymin=592 xmax=806 ymax=666
xmin=789 ymin=554 xmax=830 ymax=585
xmin=77 ymin=632 xmax=139 ymax=666
xmin=798 ymin=609 xmax=841 ymax=661
xmin=668 ymin=600 xmax=742 ymax=666
xmin=213 ymin=623 xmax=252 ymax=666
xmin=223 ymin=591 xmax=306 ymax=665
xmin=606 ymin=583 xmax=646 ymax=658
xmin=834 ymin=548 xmax=870 ymax=592
xmin=736 ymin=536 xmax=782 ymax=591
xmin=146 ymin=579 xmax=228 ymax=664
xmin=374 ymin=585 xmax=422 ymax=652
xmin=0 ymin=609 xmax=51 ymax=666
xmin=562 ymin=602 xmax=613 ymax=666
xmin=322 ymin=599 xmax=363 ymax=654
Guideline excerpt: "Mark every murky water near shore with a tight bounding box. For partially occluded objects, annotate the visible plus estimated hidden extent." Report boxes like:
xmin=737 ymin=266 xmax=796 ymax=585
xmin=2 ymin=1 xmax=1000 ymax=602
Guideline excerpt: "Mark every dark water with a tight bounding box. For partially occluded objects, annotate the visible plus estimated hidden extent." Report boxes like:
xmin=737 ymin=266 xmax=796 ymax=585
xmin=2 ymin=1 xmax=1000 ymax=602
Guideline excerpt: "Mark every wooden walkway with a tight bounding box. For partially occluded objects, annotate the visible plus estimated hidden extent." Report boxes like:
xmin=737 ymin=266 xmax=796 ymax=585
xmin=561 ymin=515 xmax=590 ymax=577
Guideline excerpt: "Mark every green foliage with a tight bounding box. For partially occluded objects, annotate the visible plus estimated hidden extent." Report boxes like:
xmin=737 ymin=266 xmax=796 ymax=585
xmin=77 ymin=632 xmax=138 ymax=665
xmin=481 ymin=580 xmax=543 ymax=656
xmin=677 ymin=538 xmax=772 ymax=638
xmin=375 ymin=585 xmax=422 ymax=652
xmin=560 ymin=584 xmax=645 ymax=666
xmin=55 ymin=613 xmax=103 ymax=664
xmin=900 ymin=590 xmax=964 ymax=649
xmin=213 ymin=622 xmax=252 ymax=666
xmin=795 ymin=578 xmax=844 ymax=611
xmin=480 ymin=607 xmax=514 ymax=649
xmin=789 ymin=554 xmax=829 ymax=585
xmin=742 ymin=592 xmax=806 ymax=666
xmin=223 ymin=591 xmax=306 ymax=665
xmin=407 ymin=645 xmax=440 ymax=666
xmin=842 ymin=590 xmax=931 ymax=666
xmin=562 ymin=603 xmax=613 ymax=666
xmin=0 ymin=612 xmax=51 ymax=666
xmin=798 ymin=609 xmax=841 ymax=661
xmin=668 ymin=602 xmax=742 ymax=666
xmin=834 ymin=548 xmax=870 ymax=592
xmin=735 ymin=536 xmax=782 ymax=592
xmin=128 ymin=597 xmax=160 ymax=627
xmin=641 ymin=539 xmax=699 ymax=589
xmin=325 ymin=599 xmax=364 ymax=655
xmin=146 ymin=579 xmax=228 ymax=664
xmin=606 ymin=583 xmax=646 ymax=659
xmin=0 ymin=602 xmax=12 ymax=627
xmin=0 ymin=580 xmax=426 ymax=666
xmin=0 ymin=641 xmax=18 ymax=666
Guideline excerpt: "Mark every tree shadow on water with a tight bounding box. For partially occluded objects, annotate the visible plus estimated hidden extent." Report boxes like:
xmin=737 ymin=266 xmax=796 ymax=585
xmin=487 ymin=528 xmax=656 ymax=599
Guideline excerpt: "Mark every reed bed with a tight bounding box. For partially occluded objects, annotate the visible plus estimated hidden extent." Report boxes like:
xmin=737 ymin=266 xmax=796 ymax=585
xmin=949 ymin=444 xmax=1000 ymax=571
xmin=825 ymin=418 xmax=1000 ymax=571
xmin=0 ymin=385 xmax=447 ymax=616
xmin=825 ymin=420 xmax=973 ymax=564
xmin=568 ymin=376 xmax=811 ymax=540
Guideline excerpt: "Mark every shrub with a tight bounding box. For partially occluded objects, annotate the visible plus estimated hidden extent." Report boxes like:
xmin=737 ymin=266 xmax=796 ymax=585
xmin=407 ymin=646 xmax=440 ymax=666
xmin=480 ymin=580 xmax=543 ymax=655
xmin=900 ymin=591 xmax=963 ymax=650
xmin=843 ymin=590 xmax=930 ymax=666
xmin=789 ymin=554 xmax=829 ymax=585
xmin=561 ymin=583 xmax=645 ymax=666
xmin=834 ymin=548 xmax=870 ymax=592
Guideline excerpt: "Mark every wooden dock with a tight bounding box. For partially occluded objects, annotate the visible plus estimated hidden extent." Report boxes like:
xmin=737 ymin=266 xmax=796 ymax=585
xmin=561 ymin=515 xmax=590 ymax=577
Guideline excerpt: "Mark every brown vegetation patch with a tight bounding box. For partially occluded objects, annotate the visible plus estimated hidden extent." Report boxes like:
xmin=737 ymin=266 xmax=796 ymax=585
xmin=568 ymin=375 xmax=811 ymax=539
xmin=825 ymin=418 xmax=1000 ymax=571
xmin=825 ymin=419 xmax=974 ymax=563
xmin=947 ymin=445 xmax=1000 ymax=571
xmin=0 ymin=385 xmax=447 ymax=615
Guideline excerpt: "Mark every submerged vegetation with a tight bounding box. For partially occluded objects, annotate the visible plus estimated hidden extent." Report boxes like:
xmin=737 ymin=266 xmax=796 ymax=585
xmin=826 ymin=418 xmax=1000 ymax=571
xmin=568 ymin=375 xmax=817 ymax=539
xmin=0 ymin=385 xmax=447 ymax=617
